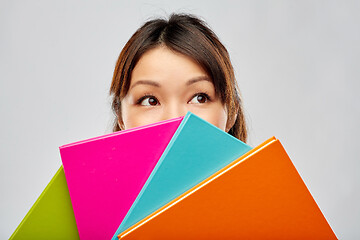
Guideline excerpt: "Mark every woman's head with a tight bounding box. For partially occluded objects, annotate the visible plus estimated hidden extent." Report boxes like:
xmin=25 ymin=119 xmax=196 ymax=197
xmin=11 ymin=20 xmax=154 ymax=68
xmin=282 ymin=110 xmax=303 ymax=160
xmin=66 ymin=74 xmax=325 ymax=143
xmin=110 ymin=13 xmax=247 ymax=142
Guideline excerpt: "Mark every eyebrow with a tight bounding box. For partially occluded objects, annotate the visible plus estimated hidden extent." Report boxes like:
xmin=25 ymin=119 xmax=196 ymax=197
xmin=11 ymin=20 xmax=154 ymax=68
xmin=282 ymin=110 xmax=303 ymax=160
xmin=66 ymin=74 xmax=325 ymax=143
xmin=186 ymin=76 xmax=212 ymax=86
xmin=130 ymin=76 xmax=211 ymax=89
xmin=130 ymin=80 xmax=161 ymax=89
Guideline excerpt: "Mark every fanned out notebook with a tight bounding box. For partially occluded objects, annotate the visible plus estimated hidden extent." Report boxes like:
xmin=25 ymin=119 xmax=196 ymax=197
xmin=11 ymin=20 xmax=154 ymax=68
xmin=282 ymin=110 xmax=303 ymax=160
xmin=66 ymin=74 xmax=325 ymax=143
xmin=59 ymin=117 xmax=182 ymax=240
xmin=117 ymin=137 xmax=337 ymax=240
xmin=113 ymin=112 xmax=252 ymax=239
xmin=9 ymin=166 xmax=79 ymax=240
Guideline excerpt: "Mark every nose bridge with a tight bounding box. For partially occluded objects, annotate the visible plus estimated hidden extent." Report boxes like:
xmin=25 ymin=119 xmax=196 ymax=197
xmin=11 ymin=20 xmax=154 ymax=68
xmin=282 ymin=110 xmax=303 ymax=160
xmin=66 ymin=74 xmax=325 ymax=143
xmin=162 ymin=99 xmax=187 ymax=120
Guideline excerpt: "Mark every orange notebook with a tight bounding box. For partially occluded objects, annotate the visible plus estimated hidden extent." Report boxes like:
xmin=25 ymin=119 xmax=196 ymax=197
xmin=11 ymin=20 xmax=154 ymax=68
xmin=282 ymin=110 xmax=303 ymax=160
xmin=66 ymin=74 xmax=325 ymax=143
xmin=118 ymin=137 xmax=337 ymax=240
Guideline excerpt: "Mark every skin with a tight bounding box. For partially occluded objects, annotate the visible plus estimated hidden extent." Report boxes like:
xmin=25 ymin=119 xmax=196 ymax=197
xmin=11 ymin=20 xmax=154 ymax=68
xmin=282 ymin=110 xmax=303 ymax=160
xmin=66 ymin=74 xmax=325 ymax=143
xmin=120 ymin=46 xmax=229 ymax=131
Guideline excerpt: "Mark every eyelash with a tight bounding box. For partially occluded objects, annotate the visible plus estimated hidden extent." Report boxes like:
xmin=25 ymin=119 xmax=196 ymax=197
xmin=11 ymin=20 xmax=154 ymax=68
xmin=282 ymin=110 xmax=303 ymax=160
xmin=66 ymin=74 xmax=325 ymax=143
xmin=136 ymin=94 xmax=159 ymax=105
xmin=135 ymin=92 xmax=212 ymax=106
xmin=188 ymin=92 xmax=212 ymax=103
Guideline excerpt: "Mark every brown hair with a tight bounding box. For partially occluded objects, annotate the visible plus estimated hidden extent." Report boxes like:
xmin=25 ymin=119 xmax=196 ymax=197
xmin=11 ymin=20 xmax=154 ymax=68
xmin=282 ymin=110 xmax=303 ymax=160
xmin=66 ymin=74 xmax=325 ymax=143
xmin=110 ymin=13 xmax=247 ymax=142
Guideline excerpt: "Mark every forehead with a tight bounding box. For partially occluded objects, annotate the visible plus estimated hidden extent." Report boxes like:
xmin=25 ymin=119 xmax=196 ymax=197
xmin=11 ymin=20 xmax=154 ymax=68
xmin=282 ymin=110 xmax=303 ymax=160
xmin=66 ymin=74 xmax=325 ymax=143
xmin=131 ymin=46 xmax=209 ymax=84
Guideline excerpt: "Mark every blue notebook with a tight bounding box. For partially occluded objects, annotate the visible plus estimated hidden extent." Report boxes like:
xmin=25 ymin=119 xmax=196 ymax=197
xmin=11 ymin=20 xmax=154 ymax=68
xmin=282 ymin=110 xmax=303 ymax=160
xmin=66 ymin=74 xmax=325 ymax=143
xmin=112 ymin=112 xmax=252 ymax=239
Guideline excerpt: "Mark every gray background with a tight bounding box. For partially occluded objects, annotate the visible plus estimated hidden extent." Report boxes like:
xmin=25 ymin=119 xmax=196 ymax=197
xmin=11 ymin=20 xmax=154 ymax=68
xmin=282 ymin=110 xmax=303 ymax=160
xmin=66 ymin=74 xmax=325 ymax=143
xmin=1 ymin=0 xmax=359 ymax=239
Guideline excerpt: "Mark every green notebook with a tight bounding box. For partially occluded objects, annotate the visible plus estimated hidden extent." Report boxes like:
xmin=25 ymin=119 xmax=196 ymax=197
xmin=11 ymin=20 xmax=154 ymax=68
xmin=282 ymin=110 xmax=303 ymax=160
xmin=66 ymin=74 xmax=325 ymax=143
xmin=9 ymin=166 xmax=79 ymax=240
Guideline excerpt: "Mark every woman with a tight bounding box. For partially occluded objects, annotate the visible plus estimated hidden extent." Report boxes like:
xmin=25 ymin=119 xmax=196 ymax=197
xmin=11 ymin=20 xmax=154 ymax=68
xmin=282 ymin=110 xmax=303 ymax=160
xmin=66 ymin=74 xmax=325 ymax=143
xmin=110 ymin=13 xmax=247 ymax=142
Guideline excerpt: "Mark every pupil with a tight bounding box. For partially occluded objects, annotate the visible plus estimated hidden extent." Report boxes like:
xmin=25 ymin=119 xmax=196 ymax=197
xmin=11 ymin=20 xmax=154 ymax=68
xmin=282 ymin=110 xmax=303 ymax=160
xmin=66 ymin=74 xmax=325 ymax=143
xmin=149 ymin=98 xmax=157 ymax=105
xmin=197 ymin=95 xmax=205 ymax=103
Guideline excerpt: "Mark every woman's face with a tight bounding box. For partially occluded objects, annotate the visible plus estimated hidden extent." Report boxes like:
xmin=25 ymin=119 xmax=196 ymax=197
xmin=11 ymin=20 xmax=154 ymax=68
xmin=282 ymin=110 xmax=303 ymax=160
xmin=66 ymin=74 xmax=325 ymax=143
xmin=120 ymin=46 xmax=228 ymax=131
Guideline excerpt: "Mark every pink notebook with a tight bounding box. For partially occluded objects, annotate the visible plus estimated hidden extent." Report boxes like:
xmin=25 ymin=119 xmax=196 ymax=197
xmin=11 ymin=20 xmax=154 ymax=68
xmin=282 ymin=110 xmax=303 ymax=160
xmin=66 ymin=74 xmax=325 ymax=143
xmin=59 ymin=117 xmax=182 ymax=240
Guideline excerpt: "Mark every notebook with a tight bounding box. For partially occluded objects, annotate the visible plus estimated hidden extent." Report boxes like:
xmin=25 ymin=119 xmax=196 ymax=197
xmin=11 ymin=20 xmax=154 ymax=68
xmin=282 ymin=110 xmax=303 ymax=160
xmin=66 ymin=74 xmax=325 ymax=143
xmin=118 ymin=137 xmax=337 ymax=240
xmin=59 ymin=117 xmax=182 ymax=240
xmin=113 ymin=112 xmax=252 ymax=239
xmin=9 ymin=166 xmax=79 ymax=240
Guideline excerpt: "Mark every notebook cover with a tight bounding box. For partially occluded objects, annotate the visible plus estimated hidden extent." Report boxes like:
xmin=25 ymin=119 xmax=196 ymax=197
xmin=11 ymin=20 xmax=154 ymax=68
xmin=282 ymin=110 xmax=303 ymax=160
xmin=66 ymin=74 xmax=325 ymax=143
xmin=113 ymin=112 xmax=252 ymax=239
xmin=59 ymin=117 xmax=182 ymax=240
xmin=9 ymin=166 xmax=79 ymax=240
xmin=118 ymin=137 xmax=337 ymax=240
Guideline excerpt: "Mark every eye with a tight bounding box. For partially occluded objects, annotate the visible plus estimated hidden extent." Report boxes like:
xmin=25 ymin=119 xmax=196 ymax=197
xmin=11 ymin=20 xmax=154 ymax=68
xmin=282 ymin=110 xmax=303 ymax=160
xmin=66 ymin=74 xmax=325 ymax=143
xmin=138 ymin=96 xmax=159 ymax=106
xmin=188 ymin=93 xmax=210 ymax=104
